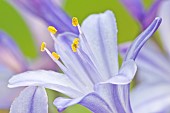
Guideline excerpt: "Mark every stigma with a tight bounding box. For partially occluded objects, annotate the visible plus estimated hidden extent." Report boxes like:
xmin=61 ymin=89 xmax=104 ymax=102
xmin=71 ymin=38 xmax=79 ymax=52
xmin=48 ymin=26 xmax=57 ymax=34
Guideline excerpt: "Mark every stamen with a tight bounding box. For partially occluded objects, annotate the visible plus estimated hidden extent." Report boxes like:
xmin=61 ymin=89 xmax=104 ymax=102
xmin=72 ymin=17 xmax=79 ymax=27
xmin=41 ymin=42 xmax=46 ymax=52
xmin=48 ymin=26 xmax=57 ymax=34
xmin=52 ymin=52 xmax=60 ymax=60
xmin=71 ymin=38 xmax=79 ymax=52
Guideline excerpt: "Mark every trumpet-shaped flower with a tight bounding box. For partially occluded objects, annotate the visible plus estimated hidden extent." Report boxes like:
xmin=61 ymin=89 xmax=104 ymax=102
xmin=120 ymin=1 xmax=170 ymax=113
xmin=8 ymin=11 xmax=161 ymax=113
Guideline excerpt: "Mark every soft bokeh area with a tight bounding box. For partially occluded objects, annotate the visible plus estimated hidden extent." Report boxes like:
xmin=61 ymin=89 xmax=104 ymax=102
xmin=0 ymin=0 xmax=156 ymax=113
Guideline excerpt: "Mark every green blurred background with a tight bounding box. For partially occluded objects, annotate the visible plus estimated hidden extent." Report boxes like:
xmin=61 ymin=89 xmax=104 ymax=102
xmin=0 ymin=0 xmax=154 ymax=113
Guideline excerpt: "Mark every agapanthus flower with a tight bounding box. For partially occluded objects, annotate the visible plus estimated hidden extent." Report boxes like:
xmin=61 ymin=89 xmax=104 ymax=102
xmin=8 ymin=10 xmax=161 ymax=113
xmin=120 ymin=0 xmax=170 ymax=113
xmin=0 ymin=0 xmax=66 ymax=109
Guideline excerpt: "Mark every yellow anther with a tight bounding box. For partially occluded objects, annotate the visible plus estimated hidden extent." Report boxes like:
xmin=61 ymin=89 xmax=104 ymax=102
xmin=72 ymin=17 xmax=79 ymax=27
xmin=71 ymin=38 xmax=79 ymax=52
xmin=48 ymin=26 xmax=57 ymax=34
xmin=41 ymin=42 xmax=46 ymax=52
xmin=52 ymin=52 xmax=60 ymax=60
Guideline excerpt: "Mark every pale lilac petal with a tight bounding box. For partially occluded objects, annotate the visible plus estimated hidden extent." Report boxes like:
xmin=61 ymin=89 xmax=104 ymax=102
xmin=131 ymin=82 xmax=170 ymax=113
xmin=10 ymin=86 xmax=48 ymax=113
xmin=95 ymin=84 xmax=132 ymax=113
xmin=119 ymin=40 xmax=170 ymax=83
xmin=100 ymin=60 xmax=137 ymax=85
xmin=8 ymin=70 xmax=83 ymax=98
xmin=81 ymin=10 xmax=119 ymax=80
xmin=53 ymin=93 xmax=113 ymax=113
xmin=120 ymin=0 xmax=144 ymax=23
xmin=0 ymin=31 xmax=27 ymax=72
xmin=124 ymin=17 xmax=161 ymax=60
xmin=0 ymin=65 xmax=23 ymax=109
xmin=158 ymin=0 xmax=170 ymax=56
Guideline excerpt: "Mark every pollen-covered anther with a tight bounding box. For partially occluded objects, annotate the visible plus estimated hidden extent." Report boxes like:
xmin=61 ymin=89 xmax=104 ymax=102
xmin=41 ymin=42 xmax=46 ymax=52
xmin=48 ymin=26 xmax=57 ymax=34
xmin=52 ymin=52 xmax=60 ymax=60
xmin=72 ymin=17 xmax=79 ymax=27
xmin=71 ymin=38 xmax=79 ymax=52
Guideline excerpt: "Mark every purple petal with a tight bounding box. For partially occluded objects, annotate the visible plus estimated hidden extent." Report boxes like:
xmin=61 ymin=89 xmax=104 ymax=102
xmin=0 ymin=31 xmax=27 ymax=72
xmin=81 ymin=10 xmax=119 ymax=80
xmin=100 ymin=60 xmax=137 ymax=85
xmin=53 ymin=93 xmax=113 ymax=113
xmin=10 ymin=86 xmax=48 ymax=113
xmin=143 ymin=0 xmax=162 ymax=29
xmin=131 ymin=82 xmax=170 ymax=113
xmin=95 ymin=84 xmax=132 ymax=113
xmin=119 ymin=40 xmax=170 ymax=83
xmin=10 ymin=0 xmax=78 ymax=34
xmin=120 ymin=0 xmax=145 ymax=23
xmin=158 ymin=0 xmax=170 ymax=56
xmin=124 ymin=17 xmax=161 ymax=61
xmin=8 ymin=70 xmax=83 ymax=98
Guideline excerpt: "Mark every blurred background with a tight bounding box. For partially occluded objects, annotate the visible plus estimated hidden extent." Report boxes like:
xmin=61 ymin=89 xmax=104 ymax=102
xmin=0 ymin=0 xmax=155 ymax=113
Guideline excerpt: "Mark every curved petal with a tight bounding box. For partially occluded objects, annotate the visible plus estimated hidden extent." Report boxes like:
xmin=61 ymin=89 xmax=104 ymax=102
xmin=124 ymin=17 xmax=162 ymax=61
xmin=9 ymin=0 xmax=78 ymax=34
xmin=158 ymin=0 xmax=170 ymax=56
xmin=0 ymin=31 xmax=27 ymax=72
xmin=100 ymin=60 xmax=137 ymax=85
xmin=119 ymin=40 xmax=170 ymax=83
xmin=8 ymin=70 xmax=83 ymax=98
xmin=120 ymin=0 xmax=144 ymax=23
xmin=10 ymin=86 xmax=48 ymax=113
xmin=131 ymin=82 xmax=170 ymax=113
xmin=53 ymin=93 xmax=113 ymax=113
xmin=95 ymin=84 xmax=132 ymax=113
xmin=81 ymin=10 xmax=119 ymax=80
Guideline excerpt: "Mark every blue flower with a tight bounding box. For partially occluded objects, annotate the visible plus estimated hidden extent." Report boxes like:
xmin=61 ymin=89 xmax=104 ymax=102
xmin=8 ymin=10 xmax=161 ymax=113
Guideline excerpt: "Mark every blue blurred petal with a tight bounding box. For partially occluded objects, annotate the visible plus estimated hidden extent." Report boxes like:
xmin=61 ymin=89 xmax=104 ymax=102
xmin=131 ymin=82 xmax=170 ymax=113
xmin=124 ymin=17 xmax=161 ymax=60
xmin=120 ymin=0 xmax=144 ymax=23
xmin=158 ymin=0 xmax=170 ymax=56
xmin=10 ymin=86 xmax=48 ymax=113
xmin=0 ymin=31 xmax=27 ymax=72
xmin=0 ymin=65 xmax=23 ymax=109
xmin=10 ymin=0 xmax=78 ymax=34
xmin=81 ymin=10 xmax=119 ymax=80
xmin=8 ymin=70 xmax=83 ymax=98
xmin=143 ymin=0 xmax=162 ymax=29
